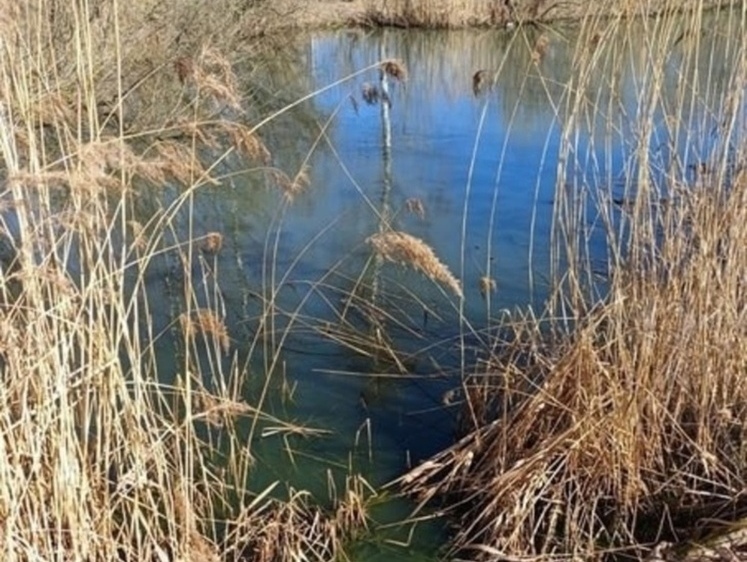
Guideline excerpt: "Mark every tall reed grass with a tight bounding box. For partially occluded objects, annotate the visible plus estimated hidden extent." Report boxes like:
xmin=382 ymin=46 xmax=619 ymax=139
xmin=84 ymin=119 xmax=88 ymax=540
xmin=0 ymin=1 xmax=376 ymax=560
xmin=398 ymin=1 xmax=747 ymax=559
xmin=362 ymin=0 xmax=733 ymax=28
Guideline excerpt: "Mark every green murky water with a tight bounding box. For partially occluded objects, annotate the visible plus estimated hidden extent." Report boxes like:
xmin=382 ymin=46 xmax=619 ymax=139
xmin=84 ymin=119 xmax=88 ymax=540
xmin=140 ymin=11 xmax=744 ymax=558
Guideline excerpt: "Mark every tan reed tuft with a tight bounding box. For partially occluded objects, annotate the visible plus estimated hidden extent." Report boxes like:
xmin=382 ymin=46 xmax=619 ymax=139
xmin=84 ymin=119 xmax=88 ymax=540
xmin=381 ymin=59 xmax=408 ymax=82
xmin=201 ymin=232 xmax=224 ymax=255
xmin=478 ymin=275 xmax=496 ymax=298
xmin=268 ymin=166 xmax=311 ymax=202
xmin=367 ymin=231 xmax=462 ymax=298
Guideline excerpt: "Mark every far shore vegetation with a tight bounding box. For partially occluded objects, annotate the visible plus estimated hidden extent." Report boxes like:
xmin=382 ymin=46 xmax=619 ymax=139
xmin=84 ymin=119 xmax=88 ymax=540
xmin=1 ymin=0 xmax=746 ymax=561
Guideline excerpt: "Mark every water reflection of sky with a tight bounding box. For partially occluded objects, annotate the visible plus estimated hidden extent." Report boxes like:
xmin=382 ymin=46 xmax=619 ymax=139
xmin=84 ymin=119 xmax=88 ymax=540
xmin=306 ymin=31 xmax=564 ymax=318
xmin=191 ymin=23 xmax=745 ymax=561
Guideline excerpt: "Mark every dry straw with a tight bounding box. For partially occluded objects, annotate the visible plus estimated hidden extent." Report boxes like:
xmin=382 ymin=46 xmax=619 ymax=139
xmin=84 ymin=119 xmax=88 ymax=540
xmin=398 ymin=3 xmax=747 ymax=560
xmin=368 ymin=231 xmax=462 ymax=298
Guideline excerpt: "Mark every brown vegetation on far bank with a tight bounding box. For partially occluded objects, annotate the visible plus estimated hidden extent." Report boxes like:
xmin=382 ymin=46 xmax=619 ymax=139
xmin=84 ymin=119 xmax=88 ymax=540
xmin=294 ymin=0 xmax=735 ymax=29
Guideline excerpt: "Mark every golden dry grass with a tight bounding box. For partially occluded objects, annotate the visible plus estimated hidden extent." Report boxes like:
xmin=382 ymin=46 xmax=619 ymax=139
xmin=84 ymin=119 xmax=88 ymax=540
xmin=368 ymin=230 xmax=463 ymax=298
xmin=397 ymin=1 xmax=747 ymax=560
xmin=361 ymin=0 xmax=732 ymax=28
xmin=0 ymin=1 xmax=373 ymax=560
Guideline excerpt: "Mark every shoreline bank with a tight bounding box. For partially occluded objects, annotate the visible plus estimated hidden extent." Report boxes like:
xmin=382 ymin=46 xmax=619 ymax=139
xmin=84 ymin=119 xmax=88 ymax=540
xmin=275 ymin=0 xmax=737 ymax=30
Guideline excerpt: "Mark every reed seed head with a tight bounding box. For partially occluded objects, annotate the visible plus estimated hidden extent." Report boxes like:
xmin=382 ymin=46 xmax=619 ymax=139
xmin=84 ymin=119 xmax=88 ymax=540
xmin=201 ymin=232 xmax=223 ymax=255
xmin=367 ymin=231 xmax=462 ymax=298
xmin=479 ymin=276 xmax=497 ymax=298
xmin=380 ymin=59 xmax=407 ymax=82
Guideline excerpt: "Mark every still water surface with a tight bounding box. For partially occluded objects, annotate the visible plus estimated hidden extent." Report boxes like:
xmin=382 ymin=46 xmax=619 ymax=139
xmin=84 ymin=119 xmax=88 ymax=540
xmin=147 ymin=18 xmax=742 ymax=558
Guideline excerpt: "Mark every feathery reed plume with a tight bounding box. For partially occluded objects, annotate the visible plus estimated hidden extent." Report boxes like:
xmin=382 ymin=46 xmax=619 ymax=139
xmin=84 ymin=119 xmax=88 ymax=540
xmin=224 ymin=122 xmax=271 ymax=164
xmin=128 ymin=220 xmax=147 ymax=251
xmin=191 ymin=46 xmax=242 ymax=111
xmin=180 ymin=309 xmax=230 ymax=353
xmin=405 ymin=197 xmax=426 ymax=220
xmin=478 ymin=276 xmax=496 ymax=298
xmin=531 ymin=34 xmax=550 ymax=64
xmin=367 ymin=231 xmax=462 ymax=298
xmin=201 ymin=232 xmax=223 ymax=255
xmin=381 ymin=59 xmax=407 ymax=82
xmin=153 ymin=141 xmax=216 ymax=186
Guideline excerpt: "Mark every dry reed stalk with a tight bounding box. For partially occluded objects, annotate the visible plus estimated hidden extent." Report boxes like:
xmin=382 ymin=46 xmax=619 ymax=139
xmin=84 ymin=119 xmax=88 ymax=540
xmin=0 ymin=2 xmax=367 ymax=561
xmin=367 ymin=231 xmax=462 ymax=298
xmin=398 ymin=3 xmax=747 ymax=559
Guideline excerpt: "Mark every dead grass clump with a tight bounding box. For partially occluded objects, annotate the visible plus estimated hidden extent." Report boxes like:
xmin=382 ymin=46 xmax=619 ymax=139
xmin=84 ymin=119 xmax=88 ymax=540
xmin=363 ymin=0 xmax=507 ymax=28
xmin=224 ymin=492 xmax=342 ymax=562
xmin=368 ymin=230 xmax=462 ymax=298
xmin=399 ymin=5 xmax=747 ymax=557
xmin=191 ymin=47 xmax=242 ymax=111
xmin=402 ymin=254 xmax=747 ymax=557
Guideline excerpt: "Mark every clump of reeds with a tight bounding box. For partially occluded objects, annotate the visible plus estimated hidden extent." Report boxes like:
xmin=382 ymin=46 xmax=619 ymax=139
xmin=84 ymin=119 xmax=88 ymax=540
xmin=363 ymin=0 xmax=512 ymax=28
xmin=399 ymin=2 xmax=747 ymax=560
xmin=363 ymin=0 xmax=727 ymax=28
xmin=0 ymin=2 xmax=366 ymax=561
xmin=368 ymin=230 xmax=462 ymax=298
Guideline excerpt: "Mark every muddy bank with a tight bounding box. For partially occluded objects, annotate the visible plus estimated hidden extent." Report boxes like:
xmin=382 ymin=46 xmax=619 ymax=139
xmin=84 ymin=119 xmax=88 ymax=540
xmin=284 ymin=0 xmax=736 ymax=29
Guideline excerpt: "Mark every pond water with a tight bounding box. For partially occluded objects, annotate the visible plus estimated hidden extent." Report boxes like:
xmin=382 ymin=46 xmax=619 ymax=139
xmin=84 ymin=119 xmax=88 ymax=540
xmin=141 ymin=13 xmax=743 ymax=559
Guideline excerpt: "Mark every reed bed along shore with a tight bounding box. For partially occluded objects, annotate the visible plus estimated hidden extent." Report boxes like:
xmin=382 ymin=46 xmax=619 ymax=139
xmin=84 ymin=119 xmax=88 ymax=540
xmin=3 ymin=0 xmax=747 ymax=561
xmin=396 ymin=1 xmax=747 ymax=560
xmin=0 ymin=1 xmax=378 ymax=560
xmin=357 ymin=0 xmax=735 ymax=29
